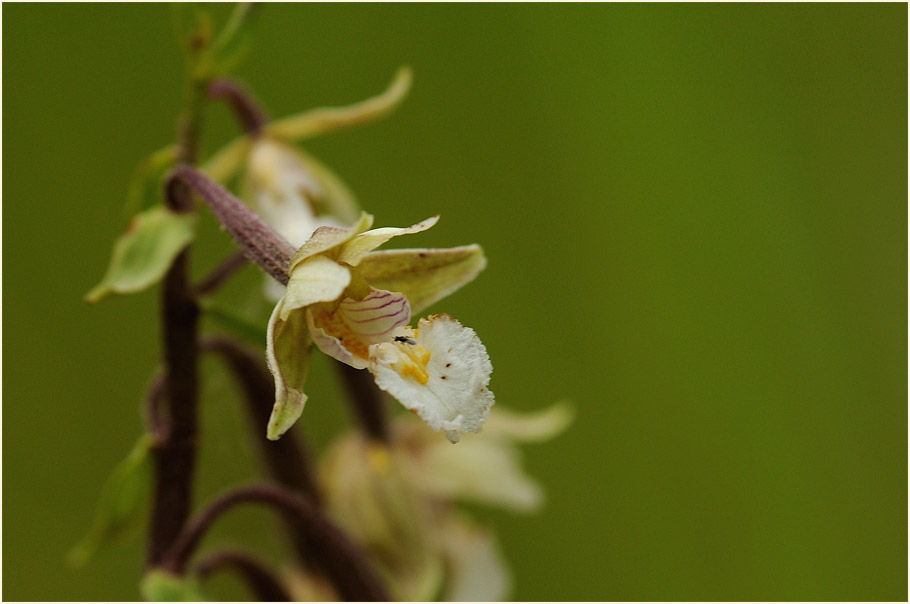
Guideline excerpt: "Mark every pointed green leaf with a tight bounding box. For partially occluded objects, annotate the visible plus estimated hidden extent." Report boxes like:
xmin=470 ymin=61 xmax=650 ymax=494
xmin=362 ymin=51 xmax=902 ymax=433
xmin=140 ymin=570 xmax=209 ymax=602
xmin=67 ymin=434 xmax=153 ymax=568
xmin=356 ymin=245 xmax=487 ymax=314
xmin=86 ymin=206 xmax=195 ymax=303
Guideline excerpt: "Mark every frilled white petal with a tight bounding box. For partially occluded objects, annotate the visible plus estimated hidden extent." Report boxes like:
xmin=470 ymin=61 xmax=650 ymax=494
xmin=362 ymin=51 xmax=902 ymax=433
xmin=265 ymin=299 xmax=312 ymax=440
xmin=280 ymin=256 xmax=351 ymax=319
xmin=308 ymin=289 xmax=411 ymax=369
xmin=336 ymin=215 xmax=439 ymax=267
xmin=357 ymin=245 xmax=487 ymax=314
xmin=440 ymin=515 xmax=511 ymax=602
xmin=369 ymin=314 xmax=494 ymax=443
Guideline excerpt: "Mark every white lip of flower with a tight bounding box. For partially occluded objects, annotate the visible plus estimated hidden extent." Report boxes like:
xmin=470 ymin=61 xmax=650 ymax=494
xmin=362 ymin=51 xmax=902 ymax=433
xmin=265 ymin=212 xmax=492 ymax=443
xmin=369 ymin=315 xmax=493 ymax=444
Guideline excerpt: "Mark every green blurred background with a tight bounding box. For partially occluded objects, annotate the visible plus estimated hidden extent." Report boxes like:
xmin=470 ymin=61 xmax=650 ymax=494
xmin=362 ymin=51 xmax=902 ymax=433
xmin=3 ymin=3 xmax=907 ymax=601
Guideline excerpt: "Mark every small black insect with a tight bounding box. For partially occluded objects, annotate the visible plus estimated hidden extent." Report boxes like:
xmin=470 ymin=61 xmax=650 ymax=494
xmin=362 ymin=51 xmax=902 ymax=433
xmin=393 ymin=336 xmax=417 ymax=345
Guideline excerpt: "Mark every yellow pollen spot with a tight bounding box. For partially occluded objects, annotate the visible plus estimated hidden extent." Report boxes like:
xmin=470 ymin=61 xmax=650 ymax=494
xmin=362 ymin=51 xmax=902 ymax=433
xmin=392 ymin=340 xmax=431 ymax=385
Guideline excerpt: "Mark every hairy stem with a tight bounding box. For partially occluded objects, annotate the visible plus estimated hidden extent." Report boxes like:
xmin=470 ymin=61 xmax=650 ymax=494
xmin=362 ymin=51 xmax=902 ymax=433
xmin=208 ymin=78 xmax=267 ymax=136
xmin=144 ymin=370 xmax=168 ymax=442
xmin=168 ymin=165 xmax=294 ymax=285
xmin=195 ymin=549 xmax=292 ymax=602
xmin=147 ymin=74 xmax=207 ymax=568
xmin=162 ymin=484 xmax=390 ymax=601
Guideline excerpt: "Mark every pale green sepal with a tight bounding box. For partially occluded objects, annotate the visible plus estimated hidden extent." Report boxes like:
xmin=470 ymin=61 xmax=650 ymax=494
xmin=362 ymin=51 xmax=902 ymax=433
xmin=124 ymin=145 xmax=179 ymax=216
xmin=289 ymin=212 xmax=373 ymax=270
xmin=292 ymin=147 xmax=362 ymax=225
xmin=483 ymin=401 xmax=575 ymax=443
xmin=67 ymin=434 xmax=153 ymax=568
xmin=140 ymin=570 xmax=208 ymax=602
xmin=266 ymin=300 xmax=312 ymax=440
xmin=201 ymin=136 xmax=251 ymax=184
xmin=281 ymin=256 xmax=351 ymax=319
xmin=356 ymin=245 xmax=487 ymax=314
xmin=336 ymin=215 xmax=439 ymax=267
xmin=268 ymin=66 xmax=412 ymax=142
xmin=85 ymin=206 xmax=195 ymax=303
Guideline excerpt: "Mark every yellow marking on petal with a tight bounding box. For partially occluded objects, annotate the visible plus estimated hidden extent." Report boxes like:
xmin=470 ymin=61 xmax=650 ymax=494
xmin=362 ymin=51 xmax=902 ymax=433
xmin=391 ymin=340 xmax=431 ymax=385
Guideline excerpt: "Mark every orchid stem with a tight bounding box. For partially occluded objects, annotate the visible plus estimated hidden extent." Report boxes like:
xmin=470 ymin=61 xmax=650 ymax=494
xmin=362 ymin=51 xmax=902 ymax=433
xmin=147 ymin=61 xmax=208 ymax=569
xmin=202 ymin=334 xmax=324 ymax=567
xmin=195 ymin=548 xmax=292 ymax=602
xmin=161 ymin=484 xmax=391 ymax=602
xmin=167 ymin=165 xmax=294 ymax=285
xmin=208 ymin=78 xmax=268 ymax=136
xmin=201 ymin=335 xmax=321 ymax=502
xmin=144 ymin=370 xmax=168 ymax=443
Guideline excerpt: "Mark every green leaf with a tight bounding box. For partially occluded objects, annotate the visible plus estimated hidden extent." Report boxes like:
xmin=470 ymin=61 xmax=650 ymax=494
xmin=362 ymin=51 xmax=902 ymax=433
xmin=67 ymin=434 xmax=153 ymax=568
xmin=140 ymin=570 xmax=209 ymax=602
xmin=124 ymin=145 xmax=179 ymax=216
xmin=85 ymin=206 xmax=195 ymax=303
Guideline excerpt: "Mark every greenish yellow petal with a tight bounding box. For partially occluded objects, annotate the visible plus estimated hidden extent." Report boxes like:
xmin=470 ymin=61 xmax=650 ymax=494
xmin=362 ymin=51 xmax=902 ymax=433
xmin=85 ymin=206 xmax=195 ymax=303
xmin=67 ymin=434 xmax=153 ymax=568
xmin=336 ymin=216 xmax=438 ymax=267
xmin=266 ymin=299 xmax=312 ymax=440
xmin=289 ymin=212 xmax=373 ymax=270
xmin=281 ymin=256 xmax=351 ymax=319
xmin=483 ymin=401 xmax=575 ymax=443
xmin=356 ymin=245 xmax=486 ymax=314
xmin=268 ymin=66 xmax=412 ymax=141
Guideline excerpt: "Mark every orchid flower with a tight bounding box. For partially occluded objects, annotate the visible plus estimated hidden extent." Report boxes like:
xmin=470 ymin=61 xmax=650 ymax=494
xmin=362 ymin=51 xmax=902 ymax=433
xmin=266 ymin=212 xmax=491 ymax=443
xmin=291 ymin=402 xmax=573 ymax=601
